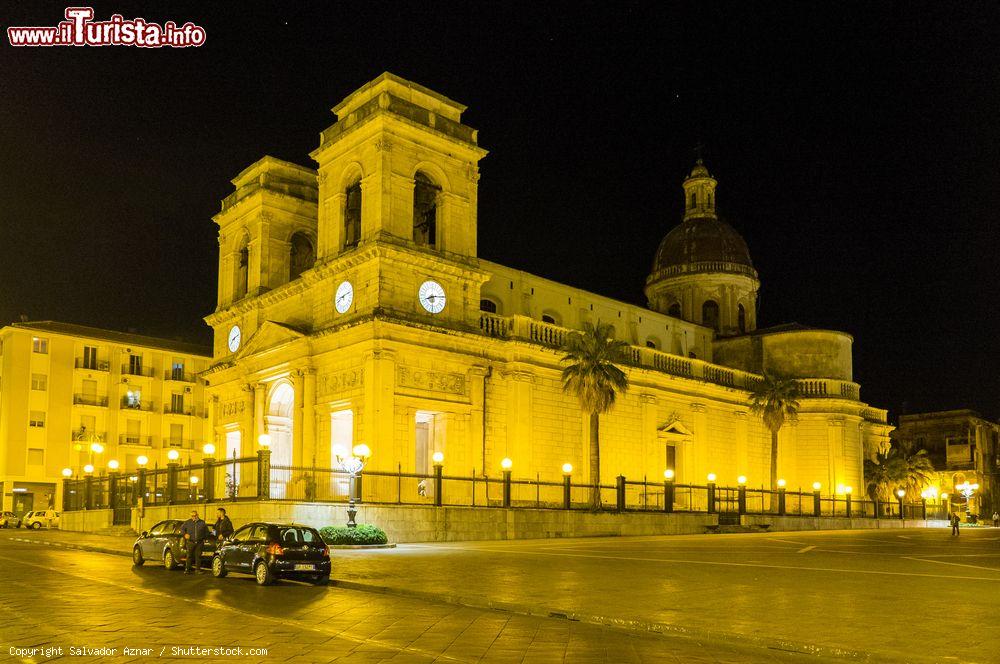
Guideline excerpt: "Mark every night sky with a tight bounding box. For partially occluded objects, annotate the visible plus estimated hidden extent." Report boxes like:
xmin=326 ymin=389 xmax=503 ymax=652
xmin=2 ymin=2 xmax=999 ymax=420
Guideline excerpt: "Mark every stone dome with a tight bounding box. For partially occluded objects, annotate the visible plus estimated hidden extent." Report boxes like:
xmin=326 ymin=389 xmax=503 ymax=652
xmin=651 ymin=216 xmax=755 ymax=276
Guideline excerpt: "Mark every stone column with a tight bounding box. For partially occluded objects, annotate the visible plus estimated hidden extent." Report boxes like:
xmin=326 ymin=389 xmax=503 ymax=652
xmin=292 ymin=370 xmax=305 ymax=467
xmin=362 ymin=349 xmax=396 ymax=470
xmin=468 ymin=366 xmax=491 ymax=475
xmin=302 ymin=369 xmax=317 ymax=467
xmin=734 ymin=410 xmax=749 ymax=479
xmin=504 ymin=369 xmax=534 ymax=477
xmin=640 ymin=394 xmax=658 ymax=479
xmin=253 ymin=383 xmax=266 ymax=448
xmin=827 ymin=418 xmax=844 ymax=491
xmin=207 ymin=395 xmax=219 ymax=449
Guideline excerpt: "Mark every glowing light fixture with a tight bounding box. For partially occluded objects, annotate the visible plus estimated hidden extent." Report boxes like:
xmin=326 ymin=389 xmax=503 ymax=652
xmin=737 ymin=475 xmax=747 ymax=485
xmin=83 ymin=464 xmax=95 ymax=474
xmin=663 ymin=469 xmax=675 ymax=480
xmin=107 ymin=459 xmax=120 ymax=471
xmin=353 ymin=444 xmax=371 ymax=459
xmin=707 ymin=473 xmax=717 ymax=482
xmin=61 ymin=468 xmax=73 ymax=478
xmin=777 ymin=479 xmax=787 ymax=488
xmin=258 ymin=434 xmax=271 ymax=448
xmin=812 ymin=482 xmax=822 ymax=491
xmin=896 ymin=488 xmax=905 ymax=498
xmin=136 ymin=455 xmax=149 ymax=467
xmin=845 ymin=486 xmax=853 ymax=495
xmin=167 ymin=449 xmax=180 ymax=461
xmin=562 ymin=463 xmax=573 ymax=475
xmin=202 ymin=443 xmax=216 ymax=456
xmin=90 ymin=442 xmax=104 ymax=454
xmin=500 ymin=457 xmax=513 ymax=470
xmin=190 ymin=476 xmax=199 ymax=485
xmin=432 ymin=451 xmax=444 ymax=465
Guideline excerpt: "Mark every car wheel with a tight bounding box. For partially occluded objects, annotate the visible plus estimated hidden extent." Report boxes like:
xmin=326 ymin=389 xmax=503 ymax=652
xmin=211 ymin=556 xmax=227 ymax=578
xmin=310 ymin=574 xmax=329 ymax=586
xmin=163 ymin=549 xmax=177 ymax=570
xmin=132 ymin=547 xmax=144 ymax=567
xmin=31 ymin=522 xmax=41 ymax=530
xmin=254 ymin=560 xmax=273 ymax=586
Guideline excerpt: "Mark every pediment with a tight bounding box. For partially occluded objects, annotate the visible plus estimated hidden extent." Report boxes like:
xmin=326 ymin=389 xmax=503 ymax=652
xmin=658 ymin=416 xmax=693 ymax=438
xmin=234 ymin=321 xmax=307 ymax=360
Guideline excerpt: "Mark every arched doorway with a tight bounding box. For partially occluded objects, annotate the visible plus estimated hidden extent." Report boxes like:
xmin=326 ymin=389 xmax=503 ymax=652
xmin=266 ymin=381 xmax=295 ymax=468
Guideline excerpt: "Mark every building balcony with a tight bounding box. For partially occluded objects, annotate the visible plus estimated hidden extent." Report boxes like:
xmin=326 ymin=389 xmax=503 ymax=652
xmin=74 ymin=358 xmax=109 ymax=371
xmin=163 ymin=405 xmax=205 ymax=417
xmin=119 ymin=434 xmax=152 ymax=446
xmin=164 ymin=439 xmax=197 ymax=450
xmin=120 ymin=398 xmax=155 ymax=412
xmin=164 ymin=370 xmax=196 ymax=383
xmin=121 ymin=365 xmax=155 ymax=378
xmin=73 ymin=394 xmax=108 ymax=407
xmin=477 ymin=312 xmax=884 ymax=422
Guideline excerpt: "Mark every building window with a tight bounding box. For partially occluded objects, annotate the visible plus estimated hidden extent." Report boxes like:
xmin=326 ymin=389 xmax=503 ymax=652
xmin=29 ymin=411 xmax=45 ymax=428
xmin=413 ymin=172 xmax=439 ymax=247
xmin=32 ymin=337 xmax=48 ymax=354
xmin=169 ymin=423 xmax=184 ymax=446
xmin=646 ymin=339 xmax=659 ymax=350
xmin=738 ymin=304 xmax=746 ymax=333
xmin=30 ymin=373 xmax=47 ymax=391
xmin=689 ymin=192 xmax=696 ymax=209
xmin=702 ymin=300 xmax=720 ymax=332
xmin=27 ymin=448 xmax=44 ymax=466
xmin=125 ymin=419 xmax=141 ymax=445
xmin=479 ymin=299 xmax=498 ymax=314
xmin=128 ymin=354 xmax=143 ymax=376
xmin=667 ymin=303 xmax=682 ymax=318
xmin=83 ymin=346 xmax=99 ymax=369
xmin=126 ymin=389 xmax=142 ymax=408
xmin=170 ymin=393 xmax=185 ymax=414
xmin=288 ymin=232 xmax=315 ymax=280
xmin=344 ymin=180 xmax=362 ymax=249
xmin=171 ymin=359 xmax=185 ymax=381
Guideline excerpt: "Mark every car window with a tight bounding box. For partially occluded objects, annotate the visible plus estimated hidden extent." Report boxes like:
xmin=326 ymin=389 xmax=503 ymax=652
xmin=148 ymin=521 xmax=167 ymax=536
xmin=170 ymin=522 xmax=184 ymax=535
xmin=279 ymin=528 xmax=301 ymax=545
xmin=230 ymin=525 xmax=252 ymax=543
xmin=301 ymin=529 xmax=321 ymax=543
xmin=250 ymin=525 xmax=270 ymax=542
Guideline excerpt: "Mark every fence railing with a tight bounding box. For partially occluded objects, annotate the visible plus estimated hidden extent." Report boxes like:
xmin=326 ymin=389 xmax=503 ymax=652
xmin=62 ymin=456 xmax=949 ymax=523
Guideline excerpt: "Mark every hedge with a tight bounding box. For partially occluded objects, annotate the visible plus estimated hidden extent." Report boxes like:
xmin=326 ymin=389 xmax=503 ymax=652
xmin=319 ymin=524 xmax=388 ymax=545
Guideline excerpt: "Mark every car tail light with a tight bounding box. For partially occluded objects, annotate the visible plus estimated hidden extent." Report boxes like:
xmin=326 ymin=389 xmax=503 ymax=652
xmin=321 ymin=546 xmax=329 ymax=557
xmin=266 ymin=543 xmax=284 ymax=556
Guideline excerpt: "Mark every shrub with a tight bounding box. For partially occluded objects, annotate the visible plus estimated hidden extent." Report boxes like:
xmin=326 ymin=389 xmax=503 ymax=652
xmin=319 ymin=524 xmax=388 ymax=545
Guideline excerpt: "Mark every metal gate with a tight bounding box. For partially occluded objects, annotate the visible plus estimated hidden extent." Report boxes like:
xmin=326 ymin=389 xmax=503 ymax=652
xmin=112 ymin=476 xmax=135 ymax=526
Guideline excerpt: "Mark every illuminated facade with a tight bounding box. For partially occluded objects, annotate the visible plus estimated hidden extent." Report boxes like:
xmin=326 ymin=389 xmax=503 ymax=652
xmin=203 ymin=73 xmax=891 ymax=502
xmin=892 ymin=410 xmax=999 ymax=517
xmin=0 ymin=322 xmax=211 ymax=514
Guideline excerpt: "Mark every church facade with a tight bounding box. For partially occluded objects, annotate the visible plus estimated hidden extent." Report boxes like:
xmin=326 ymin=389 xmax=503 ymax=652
xmin=203 ymin=73 xmax=890 ymax=502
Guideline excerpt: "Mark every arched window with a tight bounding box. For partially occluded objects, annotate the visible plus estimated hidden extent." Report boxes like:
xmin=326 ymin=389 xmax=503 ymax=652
xmin=689 ymin=192 xmax=697 ymax=209
xmin=413 ymin=172 xmax=439 ymax=247
xmin=646 ymin=337 xmax=660 ymax=350
xmin=235 ymin=235 xmax=249 ymax=300
xmin=541 ymin=314 xmax=556 ymax=324
xmin=479 ymin=299 xmax=498 ymax=313
xmin=288 ymin=232 xmax=315 ymax=281
xmin=737 ymin=303 xmax=746 ymax=333
xmin=667 ymin=302 xmax=682 ymax=318
xmin=343 ymin=180 xmax=362 ymax=249
xmin=702 ymin=300 xmax=720 ymax=332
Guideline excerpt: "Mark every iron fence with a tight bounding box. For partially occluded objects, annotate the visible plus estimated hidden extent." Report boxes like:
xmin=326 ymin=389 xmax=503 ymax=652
xmin=61 ymin=458 xmax=947 ymax=522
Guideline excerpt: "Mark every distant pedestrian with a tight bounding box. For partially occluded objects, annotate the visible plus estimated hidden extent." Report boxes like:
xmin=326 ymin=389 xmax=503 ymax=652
xmin=214 ymin=508 xmax=234 ymax=541
xmin=993 ymin=512 xmax=999 ymax=528
xmin=180 ymin=509 xmax=209 ymax=574
xmin=951 ymin=513 xmax=961 ymax=536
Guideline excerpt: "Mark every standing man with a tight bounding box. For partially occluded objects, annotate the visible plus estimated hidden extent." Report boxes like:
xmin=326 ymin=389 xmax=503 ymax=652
xmin=180 ymin=509 xmax=209 ymax=574
xmin=214 ymin=507 xmax=234 ymax=541
xmin=951 ymin=512 xmax=961 ymax=537
xmin=992 ymin=511 xmax=999 ymax=528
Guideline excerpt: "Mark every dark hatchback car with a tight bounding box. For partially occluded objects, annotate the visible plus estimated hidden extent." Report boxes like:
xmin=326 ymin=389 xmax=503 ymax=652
xmin=212 ymin=522 xmax=330 ymax=585
xmin=132 ymin=519 xmax=217 ymax=569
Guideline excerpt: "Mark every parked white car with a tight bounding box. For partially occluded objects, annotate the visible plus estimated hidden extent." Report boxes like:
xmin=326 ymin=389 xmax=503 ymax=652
xmin=22 ymin=510 xmax=60 ymax=529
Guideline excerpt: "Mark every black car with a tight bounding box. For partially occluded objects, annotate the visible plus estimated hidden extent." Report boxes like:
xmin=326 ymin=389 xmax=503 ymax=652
xmin=132 ymin=519 xmax=217 ymax=569
xmin=212 ymin=522 xmax=330 ymax=585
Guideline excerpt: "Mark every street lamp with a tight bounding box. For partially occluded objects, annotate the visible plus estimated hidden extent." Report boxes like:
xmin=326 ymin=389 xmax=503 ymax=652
xmin=432 ymin=451 xmax=445 ymax=465
xmin=812 ymin=482 xmax=822 ymax=491
xmin=777 ymin=478 xmax=787 ymax=488
xmin=83 ymin=464 xmax=95 ymax=475
xmin=500 ymin=458 xmax=513 ymax=508
xmin=956 ymin=481 xmax=979 ymax=517
xmin=334 ymin=443 xmax=372 ymax=519
xmin=167 ymin=449 xmax=180 ymax=462
xmin=136 ymin=455 xmax=148 ymax=467
xmin=737 ymin=475 xmax=747 ymax=485
xmin=202 ymin=443 xmax=216 ymax=456
xmin=500 ymin=457 xmax=513 ymax=471
xmin=707 ymin=473 xmax=717 ymax=483
xmin=663 ymin=469 xmax=675 ymax=480
xmin=62 ymin=467 xmax=73 ymax=478
xmin=258 ymin=434 xmax=271 ymax=448
xmin=108 ymin=459 xmax=120 ymax=471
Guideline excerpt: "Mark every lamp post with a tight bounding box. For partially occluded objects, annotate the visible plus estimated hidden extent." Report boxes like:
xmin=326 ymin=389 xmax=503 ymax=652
xmin=562 ymin=463 xmax=573 ymax=510
xmin=777 ymin=478 xmax=787 ymax=516
xmin=707 ymin=473 xmax=717 ymax=514
xmin=334 ymin=443 xmax=371 ymax=527
xmin=136 ymin=455 xmax=148 ymax=508
xmin=202 ymin=443 xmax=216 ymax=503
xmin=845 ymin=486 xmax=853 ymax=518
xmin=166 ymin=449 xmax=180 ymax=505
xmin=501 ymin=457 xmax=513 ymax=508
xmin=663 ymin=469 xmax=675 ymax=513
xmin=61 ymin=467 xmax=73 ymax=511
xmin=83 ymin=464 xmax=95 ymax=510
xmin=895 ymin=488 xmax=906 ymax=520
xmin=432 ymin=451 xmax=444 ymax=507
xmin=812 ymin=482 xmax=822 ymax=517
xmin=190 ymin=475 xmax=200 ymax=502
xmin=956 ymin=481 xmax=979 ymax=520
xmin=256 ymin=434 xmax=271 ymax=500
xmin=107 ymin=459 xmax=120 ymax=512
xmin=737 ymin=475 xmax=747 ymax=515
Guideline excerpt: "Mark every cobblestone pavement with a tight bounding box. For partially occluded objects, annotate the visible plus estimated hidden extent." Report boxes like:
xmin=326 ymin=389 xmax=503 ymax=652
xmin=329 ymin=528 xmax=1000 ymax=664
xmin=0 ymin=537 xmax=843 ymax=664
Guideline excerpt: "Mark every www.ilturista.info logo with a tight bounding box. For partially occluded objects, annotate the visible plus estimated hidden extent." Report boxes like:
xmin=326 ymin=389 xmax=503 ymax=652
xmin=7 ymin=7 xmax=206 ymax=48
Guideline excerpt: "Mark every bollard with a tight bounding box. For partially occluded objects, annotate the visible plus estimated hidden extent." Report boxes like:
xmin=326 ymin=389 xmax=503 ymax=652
xmin=256 ymin=448 xmax=271 ymax=500
xmin=616 ymin=475 xmax=626 ymax=512
xmin=563 ymin=475 xmax=572 ymax=510
xmin=434 ymin=464 xmax=443 ymax=507
xmin=502 ymin=470 xmax=512 ymax=508
xmin=707 ymin=481 xmax=717 ymax=514
xmin=663 ymin=479 xmax=675 ymax=513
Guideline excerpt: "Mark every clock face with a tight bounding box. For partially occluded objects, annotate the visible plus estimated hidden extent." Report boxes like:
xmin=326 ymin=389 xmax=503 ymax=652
xmin=227 ymin=325 xmax=242 ymax=353
xmin=418 ymin=280 xmax=446 ymax=314
xmin=335 ymin=281 xmax=354 ymax=314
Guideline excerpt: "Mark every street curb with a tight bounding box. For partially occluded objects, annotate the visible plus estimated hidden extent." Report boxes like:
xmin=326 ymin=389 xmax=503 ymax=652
xmin=326 ymin=543 xmax=397 ymax=549
xmin=6 ymin=536 xmax=131 ymax=558
xmin=330 ymin=579 xmax=939 ymax=664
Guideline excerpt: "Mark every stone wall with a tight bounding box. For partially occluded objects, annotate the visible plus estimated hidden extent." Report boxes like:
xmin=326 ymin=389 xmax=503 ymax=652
xmin=60 ymin=502 xmax=947 ymax=543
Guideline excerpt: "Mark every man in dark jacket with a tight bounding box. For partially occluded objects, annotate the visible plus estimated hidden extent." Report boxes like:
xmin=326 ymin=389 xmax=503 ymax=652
xmin=214 ymin=508 xmax=234 ymax=542
xmin=180 ymin=509 xmax=209 ymax=573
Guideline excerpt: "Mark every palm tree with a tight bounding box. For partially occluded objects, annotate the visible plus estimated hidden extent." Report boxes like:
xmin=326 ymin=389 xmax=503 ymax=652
xmin=561 ymin=321 xmax=629 ymax=509
xmin=748 ymin=373 xmax=800 ymax=503
xmin=886 ymin=441 xmax=935 ymax=499
xmin=864 ymin=451 xmax=893 ymax=505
